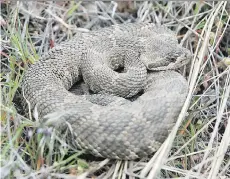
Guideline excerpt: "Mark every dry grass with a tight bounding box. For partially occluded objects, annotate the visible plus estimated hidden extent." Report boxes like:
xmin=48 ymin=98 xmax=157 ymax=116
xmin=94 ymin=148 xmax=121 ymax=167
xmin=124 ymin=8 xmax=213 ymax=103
xmin=1 ymin=1 xmax=230 ymax=179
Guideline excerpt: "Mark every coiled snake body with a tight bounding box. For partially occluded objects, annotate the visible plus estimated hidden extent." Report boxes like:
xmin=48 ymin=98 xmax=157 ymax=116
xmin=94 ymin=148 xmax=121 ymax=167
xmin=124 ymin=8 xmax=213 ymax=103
xmin=22 ymin=23 xmax=191 ymax=160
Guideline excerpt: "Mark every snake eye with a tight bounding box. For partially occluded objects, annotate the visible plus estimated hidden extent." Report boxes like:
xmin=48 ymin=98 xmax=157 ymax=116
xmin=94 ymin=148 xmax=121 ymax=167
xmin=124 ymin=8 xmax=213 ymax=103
xmin=167 ymin=54 xmax=178 ymax=62
xmin=167 ymin=52 xmax=181 ymax=62
xmin=169 ymin=57 xmax=177 ymax=62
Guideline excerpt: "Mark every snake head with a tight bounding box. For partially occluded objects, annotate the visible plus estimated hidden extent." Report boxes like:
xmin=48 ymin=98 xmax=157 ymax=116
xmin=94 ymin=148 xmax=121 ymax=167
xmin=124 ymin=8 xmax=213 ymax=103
xmin=140 ymin=33 xmax=192 ymax=71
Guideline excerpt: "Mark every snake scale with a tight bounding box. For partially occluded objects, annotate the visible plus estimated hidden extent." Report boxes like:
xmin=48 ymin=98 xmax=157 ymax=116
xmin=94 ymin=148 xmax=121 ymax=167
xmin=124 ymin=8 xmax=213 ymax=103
xmin=22 ymin=23 xmax=192 ymax=160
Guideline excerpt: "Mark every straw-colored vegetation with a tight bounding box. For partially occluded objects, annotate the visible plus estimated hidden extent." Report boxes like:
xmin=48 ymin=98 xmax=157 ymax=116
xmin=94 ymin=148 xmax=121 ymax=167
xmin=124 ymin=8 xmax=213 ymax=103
xmin=1 ymin=1 xmax=229 ymax=178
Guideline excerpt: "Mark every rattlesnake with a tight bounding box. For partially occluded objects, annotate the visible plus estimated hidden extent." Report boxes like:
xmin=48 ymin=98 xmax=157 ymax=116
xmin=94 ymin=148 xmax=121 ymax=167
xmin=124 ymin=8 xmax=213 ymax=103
xmin=22 ymin=22 xmax=192 ymax=160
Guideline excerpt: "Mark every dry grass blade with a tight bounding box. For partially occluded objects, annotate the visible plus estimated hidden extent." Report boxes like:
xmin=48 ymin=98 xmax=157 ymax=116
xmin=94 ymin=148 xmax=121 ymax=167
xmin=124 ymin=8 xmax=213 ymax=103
xmin=207 ymin=71 xmax=230 ymax=179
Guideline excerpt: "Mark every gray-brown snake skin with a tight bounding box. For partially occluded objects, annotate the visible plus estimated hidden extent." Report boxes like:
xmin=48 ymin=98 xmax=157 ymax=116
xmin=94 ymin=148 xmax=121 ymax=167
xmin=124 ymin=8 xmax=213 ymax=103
xmin=22 ymin=23 xmax=192 ymax=160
